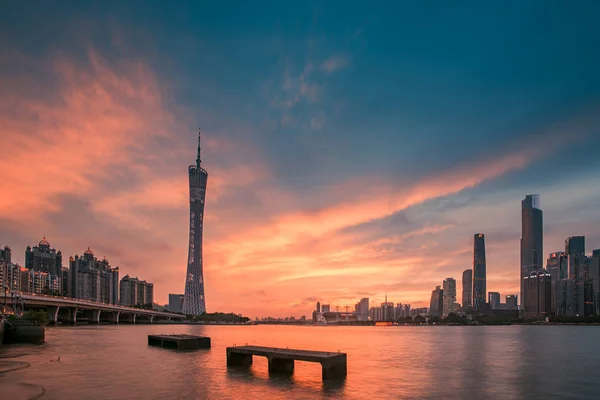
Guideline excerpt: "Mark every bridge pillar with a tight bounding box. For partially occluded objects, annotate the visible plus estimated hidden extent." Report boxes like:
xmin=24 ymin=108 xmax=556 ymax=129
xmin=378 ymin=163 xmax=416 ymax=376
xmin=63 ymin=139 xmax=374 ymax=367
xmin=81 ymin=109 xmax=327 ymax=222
xmin=268 ymin=357 xmax=294 ymax=375
xmin=133 ymin=314 xmax=137 ymax=324
xmin=150 ymin=315 xmax=155 ymax=324
xmin=226 ymin=351 xmax=253 ymax=367
xmin=47 ymin=306 xmax=60 ymax=325
xmin=108 ymin=311 xmax=120 ymax=324
xmin=90 ymin=310 xmax=101 ymax=324
xmin=67 ymin=307 xmax=78 ymax=324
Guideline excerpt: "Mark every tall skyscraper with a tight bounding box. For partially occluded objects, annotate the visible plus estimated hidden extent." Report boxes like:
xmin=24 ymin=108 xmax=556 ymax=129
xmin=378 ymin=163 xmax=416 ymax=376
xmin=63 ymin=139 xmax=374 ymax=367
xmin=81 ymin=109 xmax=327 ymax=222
xmin=590 ymin=250 xmax=600 ymax=316
xmin=69 ymin=248 xmax=119 ymax=304
xmin=359 ymin=298 xmax=369 ymax=320
xmin=521 ymin=195 xmax=543 ymax=308
xmin=462 ymin=269 xmax=472 ymax=310
xmin=472 ymin=234 xmax=487 ymax=312
xmin=182 ymin=131 xmax=208 ymax=315
xmin=546 ymin=251 xmax=567 ymax=315
xmin=442 ymin=278 xmax=457 ymax=316
xmin=523 ymin=269 xmax=552 ymax=318
xmin=316 ymin=301 xmax=321 ymax=313
xmin=488 ymin=292 xmax=501 ymax=309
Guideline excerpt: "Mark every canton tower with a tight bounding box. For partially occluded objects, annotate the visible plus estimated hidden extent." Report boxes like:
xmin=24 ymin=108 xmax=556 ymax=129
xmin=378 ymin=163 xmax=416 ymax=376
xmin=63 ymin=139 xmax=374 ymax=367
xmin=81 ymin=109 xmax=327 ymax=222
xmin=182 ymin=130 xmax=208 ymax=315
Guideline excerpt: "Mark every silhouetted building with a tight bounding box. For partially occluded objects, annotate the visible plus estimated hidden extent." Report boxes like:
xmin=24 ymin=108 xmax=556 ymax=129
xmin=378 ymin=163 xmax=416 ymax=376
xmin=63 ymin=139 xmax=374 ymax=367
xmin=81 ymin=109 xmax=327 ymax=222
xmin=316 ymin=301 xmax=321 ymax=314
xmin=381 ymin=295 xmax=394 ymax=320
xmin=25 ymin=237 xmax=63 ymax=276
xmin=506 ymin=295 xmax=518 ymax=310
xmin=359 ymin=298 xmax=369 ymax=320
xmin=521 ymin=195 xmax=543 ymax=309
xmin=462 ymin=269 xmax=472 ymax=310
xmin=473 ymin=234 xmax=487 ymax=312
xmin=429 ymin=286 xmax=444 ymax=317
xmin=443 ymin=278 xmax=456 ymax=316
xmin=182 ymin=132 xmax=208 ymax=315
xmin=69 ymin=248 xmax=119 ymax=304
xmin=168 ymin=294 xmax=184 ymax=313
xmin=0 ymin=245 xmax=12 ymax=264
xmin=488 ymin=292 xmax=501 ymax=309
xmin=321 ymin=304 xmax=331 ymax=313
xmin=590 ymin=251 xmax=600 ymax=316
xmin=547 ymin=252 xmax=567 ymax=314
xmin=523 ymin=269 xmax=551 ymax=318
xmin=558 ymin=236 xmax=593 ymax=316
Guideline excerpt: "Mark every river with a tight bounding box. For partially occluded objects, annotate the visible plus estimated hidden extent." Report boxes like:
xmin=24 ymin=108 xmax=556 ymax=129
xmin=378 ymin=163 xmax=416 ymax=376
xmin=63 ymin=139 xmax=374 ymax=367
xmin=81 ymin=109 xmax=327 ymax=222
xmin=1 ymin=324 xmax=600 ymax=399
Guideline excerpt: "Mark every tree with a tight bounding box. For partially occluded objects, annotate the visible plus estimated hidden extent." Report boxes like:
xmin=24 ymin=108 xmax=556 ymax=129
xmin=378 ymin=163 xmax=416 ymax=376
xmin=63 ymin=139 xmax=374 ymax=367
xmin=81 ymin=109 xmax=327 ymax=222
xmin=414 ymin=315 xmax=426 ymax=324
xmin=404 ymin=316 xmax=413 ymax=324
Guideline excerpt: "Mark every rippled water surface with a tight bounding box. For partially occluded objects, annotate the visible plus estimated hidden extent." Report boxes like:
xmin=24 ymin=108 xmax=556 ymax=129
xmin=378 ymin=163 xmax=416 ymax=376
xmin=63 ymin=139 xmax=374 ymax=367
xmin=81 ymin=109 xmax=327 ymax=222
xmin=2 ymin=324 xmax=600 ymax=399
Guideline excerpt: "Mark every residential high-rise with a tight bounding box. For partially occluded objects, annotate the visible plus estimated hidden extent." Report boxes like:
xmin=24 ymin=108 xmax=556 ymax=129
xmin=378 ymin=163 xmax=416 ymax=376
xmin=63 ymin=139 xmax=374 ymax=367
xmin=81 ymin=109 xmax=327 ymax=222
xmin=521 ymin=195 xmax=543 ymax=309
xmin=316 ymin=301 xmax=321 ymax=313
xmin=523 ymin=269 xmax=552 ymax=318
xmin=590 ymin=250 xmax=600 ymax=316
xmin=1 ymin=245 xmax=12 ymax=264
xmin=25 ymin=237 xmax=63 ymax=276
xmin=462 ymin=269 xmax=472 ymax=310
xmin=69 ymin=248 xmax=119 ymax=304
xmin=558 ymin=236 xmax=593 ymax=316
xmin=120 ymin=275 xmax=154 ymax=306
xmin=168 ymin=294 xmax=185 ymax=313
xmin=473 ymin=234 xmax=487 ymax=312
xmin=182 ymin=131 xmax=208 ymax=316
xmin=488 ymin=292 xmax=501 ymax=309
xmin=429 ymin=286 xmax=444 ymax=317
xmin=442 ymin=278 xmax=457 ymax=316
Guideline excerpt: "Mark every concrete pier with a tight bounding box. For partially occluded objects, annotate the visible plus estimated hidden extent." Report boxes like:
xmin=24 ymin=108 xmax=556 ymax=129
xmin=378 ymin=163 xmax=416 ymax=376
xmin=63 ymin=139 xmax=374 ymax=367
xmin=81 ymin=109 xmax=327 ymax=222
xmin=226 ymin=345 xmax=347 ymax=379
xmin=148 ymin=334 xmax=211 ymax=350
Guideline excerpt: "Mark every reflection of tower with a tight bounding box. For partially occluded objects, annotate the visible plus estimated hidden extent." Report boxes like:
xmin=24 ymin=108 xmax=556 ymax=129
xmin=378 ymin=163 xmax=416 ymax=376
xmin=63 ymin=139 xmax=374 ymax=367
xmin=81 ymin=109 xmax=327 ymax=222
xmin=182 ymin=131 xmax=208 ymax=315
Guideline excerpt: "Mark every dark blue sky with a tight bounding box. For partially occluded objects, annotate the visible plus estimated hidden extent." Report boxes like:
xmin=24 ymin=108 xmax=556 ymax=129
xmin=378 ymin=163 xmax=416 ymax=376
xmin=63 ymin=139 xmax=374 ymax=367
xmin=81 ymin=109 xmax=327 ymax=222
xmin=1 ymin=1 xmax=599 ymax=315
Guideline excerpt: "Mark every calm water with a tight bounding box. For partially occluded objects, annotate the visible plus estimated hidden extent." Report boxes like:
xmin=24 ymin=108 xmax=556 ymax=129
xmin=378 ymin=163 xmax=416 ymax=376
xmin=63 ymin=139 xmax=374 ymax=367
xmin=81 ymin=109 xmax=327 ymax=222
xmin=1 ymin=324 xmax=600 ymax=399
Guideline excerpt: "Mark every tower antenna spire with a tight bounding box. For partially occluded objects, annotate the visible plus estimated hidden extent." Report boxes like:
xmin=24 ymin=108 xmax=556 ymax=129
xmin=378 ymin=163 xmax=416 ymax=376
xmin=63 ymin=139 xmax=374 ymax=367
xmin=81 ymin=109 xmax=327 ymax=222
xmin=196 ymin=129 xmax=202 ymax=167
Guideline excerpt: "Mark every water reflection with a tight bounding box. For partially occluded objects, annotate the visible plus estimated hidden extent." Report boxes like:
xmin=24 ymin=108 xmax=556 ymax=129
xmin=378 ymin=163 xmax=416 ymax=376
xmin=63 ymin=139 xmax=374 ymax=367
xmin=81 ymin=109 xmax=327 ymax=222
xmin=2 ymin=325 xmax=600 ymax=399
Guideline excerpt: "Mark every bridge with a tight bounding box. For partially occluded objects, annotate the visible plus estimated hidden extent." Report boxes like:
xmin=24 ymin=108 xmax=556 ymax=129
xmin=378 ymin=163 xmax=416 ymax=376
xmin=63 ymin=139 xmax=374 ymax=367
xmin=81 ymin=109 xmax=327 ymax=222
xmin=3 ymin=293 xmax=185 ymax=324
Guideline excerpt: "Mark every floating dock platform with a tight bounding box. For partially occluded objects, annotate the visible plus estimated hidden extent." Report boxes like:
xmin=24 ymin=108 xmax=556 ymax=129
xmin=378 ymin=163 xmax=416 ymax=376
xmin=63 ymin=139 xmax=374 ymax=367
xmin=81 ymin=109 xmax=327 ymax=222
xmin=226 ymin=345 xmax=347 ymax=379
xmin=148 ymin=334 xmax=211 ymax=350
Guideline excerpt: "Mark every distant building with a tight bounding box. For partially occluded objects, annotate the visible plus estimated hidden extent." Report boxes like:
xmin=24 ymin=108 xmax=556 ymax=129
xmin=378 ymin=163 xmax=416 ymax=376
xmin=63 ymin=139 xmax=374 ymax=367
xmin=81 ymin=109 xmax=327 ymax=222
xmin=488 ymin=292 xmax=501 ymax=309
xmin=168 ymin=294 xmax=184 ymax=313
xmin=69 ymin=248 xmax=119 ymax=304
xmin=18 ymin=267 xmax=60 ymax=295
xmin=321 ymin=304 xmax=331 ymax=313
xmin=316 ymin=301 xmax=321 ymax=313
xmin=429 ymin=286 xmax=444 ymax=317
xmin=1 ymin=245 xmax=12 ymax=264
xmin=473 ymin=234 xmax=487 ymax=312
xmin=462 ymin=269 xmax=472 ymax=310
xmin=520 ymin=195 xmax=543 ymax=310
xmin=369 ymin=306 xmax=382 ymax=321
xmin=359 ymin=298 xmax=369 ymax=320
xmin=120 ymin=275 xmax=153 ymax=306
xmin=381 ymin=296 xmax=394 ymax=321
xmin=557 ymin=236 xmax=593 ymax=316
xmin=443 ymin=278 xmax=457 ymax=316
xmin=546 ymin=252 xmax=567 ymax=314
xmin=506 ymin=295 xmax=518 ymax=310
xmin=25 ymin=237 xmax=63 ymax=276
xmin=590 ymin=251 xmax=600 ymax=316
xmin=523 ymin=269 xmax=552 ymax=318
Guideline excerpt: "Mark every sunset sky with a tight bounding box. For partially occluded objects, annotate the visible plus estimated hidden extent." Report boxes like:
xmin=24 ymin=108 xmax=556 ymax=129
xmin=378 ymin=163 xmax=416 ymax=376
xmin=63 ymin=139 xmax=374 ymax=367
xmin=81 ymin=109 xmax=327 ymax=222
xmin=1 ymin=2 xmax=600 ymax=318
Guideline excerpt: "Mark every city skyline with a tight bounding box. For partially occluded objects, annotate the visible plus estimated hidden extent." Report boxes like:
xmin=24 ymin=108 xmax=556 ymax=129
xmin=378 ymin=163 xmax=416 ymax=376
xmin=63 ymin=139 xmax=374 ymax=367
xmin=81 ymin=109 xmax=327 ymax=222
xmin=1 ymin=2 xmax=600 ymax=318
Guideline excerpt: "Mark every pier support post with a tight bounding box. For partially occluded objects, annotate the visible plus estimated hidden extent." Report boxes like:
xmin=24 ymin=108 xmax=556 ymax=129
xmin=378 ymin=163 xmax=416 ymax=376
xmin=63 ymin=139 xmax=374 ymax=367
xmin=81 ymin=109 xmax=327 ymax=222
xmin=321 ymin=355 xmax=347 ymax=379
xmin=226 ymin=350 xmax=253 ymax=367
xmin=47 ymin=306 xmax=60 ymax=325
xmin=150 ymin=315 xmax=155 ymax=324
xmin=268 ymin=357 xmax=294 ymax=375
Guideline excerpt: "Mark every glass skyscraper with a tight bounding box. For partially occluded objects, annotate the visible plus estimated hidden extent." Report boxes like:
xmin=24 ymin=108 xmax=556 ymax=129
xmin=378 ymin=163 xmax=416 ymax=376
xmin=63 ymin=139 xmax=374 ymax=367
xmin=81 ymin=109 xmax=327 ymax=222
xmin=462 ymin=269 xmax=472 ymax=310
xmin=521 ymin=194 xmax=543 ymax=308
xmin=472 ymin=233 xmax=487 ymax=312
xmin=182 ymin=132 xmax=208 ymax=315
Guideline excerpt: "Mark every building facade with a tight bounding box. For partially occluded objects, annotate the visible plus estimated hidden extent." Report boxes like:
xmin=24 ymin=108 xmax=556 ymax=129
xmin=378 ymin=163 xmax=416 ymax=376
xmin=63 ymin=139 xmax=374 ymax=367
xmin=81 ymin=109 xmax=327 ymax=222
xmin=25 ymin=237 xmax=63 ymax=276
xmin=523 ymin=269 xmax=552 ymax=318
xmin=521 ymin=195 xmax=543 ymax=309
xmin=120 ymin=275 xmax=154 ymax=306
xmin=183 ymin=131 xmax=208 ymax=315
xmin=429 ymin=286 xmax=444 ymax=317
xmin=69 ymin=248 xmax=119 ymax=304
xmin=443 ymin=278 xmax=457 ymax=316
xmin=473 ymin=234 xmax=487 ymax=312
xmin=462 ymin=269 xmax=472 ymax=310
xmin=546 ymin=251 xmax=567 ymax=315
xmin=557 ymin=236 xmax=594 ymax=316
xmin=506 ymin=295 xmax=518 ymax=310
xmin=488 ymin=292 xmax=501 ymax=309
xmin=168 ymin=294 xmax=185 ymax=313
